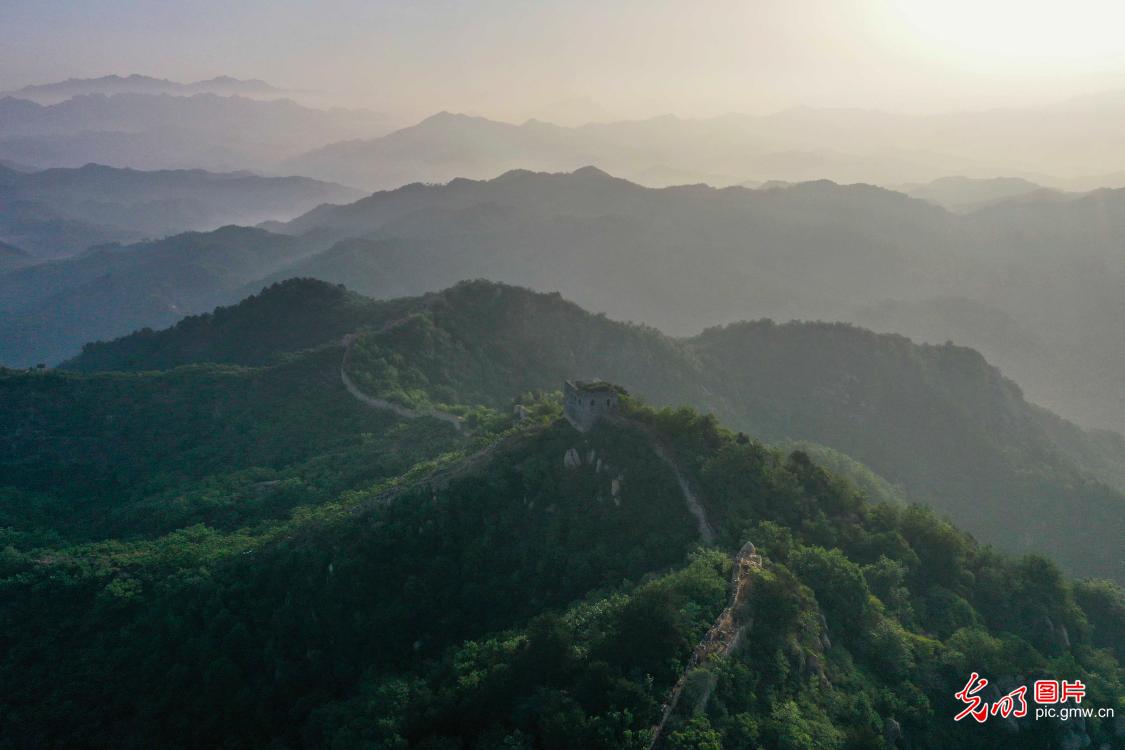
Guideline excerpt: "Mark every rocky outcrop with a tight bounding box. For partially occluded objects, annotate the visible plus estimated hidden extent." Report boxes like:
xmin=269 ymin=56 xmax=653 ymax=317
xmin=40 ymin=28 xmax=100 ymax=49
xmin=883 ymin=717 xmax=901 ymax=746
xmin=563 ymin=448 xmax=581 ymax=469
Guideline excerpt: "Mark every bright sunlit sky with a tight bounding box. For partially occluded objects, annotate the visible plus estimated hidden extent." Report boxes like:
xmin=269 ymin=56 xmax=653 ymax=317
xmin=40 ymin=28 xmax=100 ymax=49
xmin=5 ymin=0 xmax=1125 ymax=121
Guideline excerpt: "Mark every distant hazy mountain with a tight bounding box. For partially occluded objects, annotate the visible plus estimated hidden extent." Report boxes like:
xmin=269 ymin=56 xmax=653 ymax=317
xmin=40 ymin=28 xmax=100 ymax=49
xmin=11 ymin=167 xmax=1125 ymax=436
xmin=0 ymin=227 xmax=324 ymax=365
xmin=283 ymin=111 xmax=976 ymax=190
xmin=897 ymin=175 xmax=1055 ymax=212
xmin=285 ymin=93 xmax=1125 ymax=190
xmin=0 ymin=199 xmax=139 ymax=259
xmin=0 ymin=163 xmax=361 ymax=257
xmin=284 ymin=112 xmax=610 ymax=190
xmin=1 ymin=167 xmax=952 ymax=361
xmin=265 ymin=167 xmax=958 ymax=326
xmin=743 ymin=95 xmax=1125 ymax=190
xmin=0 ymin=161 xmax=141 ymax=255
xmin=4 ymin=74 xmax=283 ymax=104
xmin=0 ymin=92 xmax=391 ymax=172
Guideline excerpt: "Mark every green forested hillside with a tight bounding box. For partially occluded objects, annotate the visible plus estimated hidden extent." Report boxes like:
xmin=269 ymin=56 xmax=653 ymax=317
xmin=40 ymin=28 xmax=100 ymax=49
xmin=341 ymin=284 xmax=1125 ymax=583
xmin=0 ymin=346 xmax=463 ymax=544
xmin=63 ymin=279 xmax=1125 ymax=585
xmin=1 ymin=373 xmax=1122 ymax=748
xmin=65 ymin=278 xmax=394 ymax=371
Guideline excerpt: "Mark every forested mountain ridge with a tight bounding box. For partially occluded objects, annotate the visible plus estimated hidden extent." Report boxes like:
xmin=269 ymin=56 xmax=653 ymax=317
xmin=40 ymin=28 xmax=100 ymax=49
xmin=259 ymin=168 xmax=1125 ymax=435
xmin=63 ymin=279 xmax=1125 ymax=586
xmin=11 ymin=167 xmax=1125 ymax=438
xmin=0 ymin=227 xmax=327 ymax=366
xmin=2 ymin=335 xmax=1123 ymax=747
xmin=61 ymin=279 xmax=387 ymax=371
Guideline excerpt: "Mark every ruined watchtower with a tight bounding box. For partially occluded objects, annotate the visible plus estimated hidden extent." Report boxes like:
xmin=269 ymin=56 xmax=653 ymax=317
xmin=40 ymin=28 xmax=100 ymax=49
xmin=563 ymin=379 xmax=620 ymax=432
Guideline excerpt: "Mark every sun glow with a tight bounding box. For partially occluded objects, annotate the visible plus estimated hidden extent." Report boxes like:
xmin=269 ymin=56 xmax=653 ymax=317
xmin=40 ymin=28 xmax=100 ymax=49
xmin=892 ymin=0 xmax=1125 ymax=64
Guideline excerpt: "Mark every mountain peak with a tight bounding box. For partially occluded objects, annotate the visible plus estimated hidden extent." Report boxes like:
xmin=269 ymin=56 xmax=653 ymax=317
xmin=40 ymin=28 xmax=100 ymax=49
xmin=571 ymin=165 xmax=613 ymax=180
xmin=478 ymin=165 xmax=630 ymax=190
xmin=490 ymin=168 xmax=538 ymax=183
xmin=419 ymin=110 xmax=482 ymax=125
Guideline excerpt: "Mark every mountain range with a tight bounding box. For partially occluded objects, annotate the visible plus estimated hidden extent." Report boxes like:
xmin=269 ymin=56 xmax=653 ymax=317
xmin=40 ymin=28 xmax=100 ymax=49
xmin=265 ymin=167 xmax=1125 ymax=435
xmin=0 ymin=163 xmax=360 ymax=258
xmin=3 ymin=276 xmax=1120 ymax=748
xmin=63 ymin=278 xmax=1125 ymax=586
xmin=283 ymin=95 xmax=1125 ymax=191
xmin=0 ymin=91 xmax=391 ymax=172
xmin=8 ymin=166 xmax=1125 ymax=438
xmin=281 ymin=110 xmax=967 ymax=191
xmin=893 ymin=176 xmax=1060 ymax=212
xmin=2 ymin=74 xmax=283 ymax=104
xmin=0 ymin=226 xmax=332 ymax=365
xmin=7 ymin=76 xmax=1125 ymax=193
xmin=7 ymin=76 xmax=1125 ymax=195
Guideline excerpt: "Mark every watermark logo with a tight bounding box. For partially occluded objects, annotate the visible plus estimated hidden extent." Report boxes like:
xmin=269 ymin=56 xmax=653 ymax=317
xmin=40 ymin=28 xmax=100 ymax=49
xmin=954 ymin=673 xmax=1027 ymax=722
xmin=1033 ymin=679 xmax=1085 ymax=705
xmin=954 ymin=674 xmax=1114 ymax=722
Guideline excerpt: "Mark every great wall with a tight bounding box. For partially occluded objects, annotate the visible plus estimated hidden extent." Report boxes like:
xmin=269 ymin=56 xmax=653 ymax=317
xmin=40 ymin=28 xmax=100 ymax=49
xmin=339 ymin=329 xmax=463 ymax=431
xmin=337 ymin=360 xmax=761 ymax=748
xmin=647 ymin=541 xmax=763 ymax=749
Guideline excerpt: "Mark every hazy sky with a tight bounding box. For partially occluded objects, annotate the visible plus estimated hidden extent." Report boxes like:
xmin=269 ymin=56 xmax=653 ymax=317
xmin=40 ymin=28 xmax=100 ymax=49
xmin=6 ymin=0 xmax=1125 ymax=121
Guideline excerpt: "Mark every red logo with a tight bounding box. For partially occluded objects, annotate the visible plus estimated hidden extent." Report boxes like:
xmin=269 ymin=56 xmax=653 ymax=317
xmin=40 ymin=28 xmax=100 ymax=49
xmin=955 ymin=674 xmax=1089 ymax=722
xmin=954 ymin=673 xmax=990 ymax=723
xmin=1034 ymin=679 xmax=1086 ymax=705
xmin=990 ymin=686 xmax=1027 ymax=719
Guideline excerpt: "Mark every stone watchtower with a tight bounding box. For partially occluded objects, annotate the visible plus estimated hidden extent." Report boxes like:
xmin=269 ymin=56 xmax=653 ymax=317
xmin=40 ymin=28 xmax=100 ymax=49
xmin=563 ymin=379 xmax=620 ymax=432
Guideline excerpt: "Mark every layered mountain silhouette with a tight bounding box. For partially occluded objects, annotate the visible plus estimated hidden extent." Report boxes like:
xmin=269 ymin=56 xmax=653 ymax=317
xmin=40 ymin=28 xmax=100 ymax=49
xmin=7 ymin=166 xmax=1125 ymax=435
xmin=0 ymin=163 xmax=360 ymax=257
xmin=284 ymin=95 xmax=1125 ymax=190
xmin=0 ymin=92 xmax=390 ymax=172
xmin=8 ymin=86 xmax=1125 ymax=189
xmin=0 ymin=227 xmax=326 ymax=365
xmin=268 ymin=168 xmax=1125 ymax=433
xmin=3 ymin=74 xmax=283 ymax=104
xmin=896 ymin=175 xmax=1058 ymax=212
xmin=283 ymin=110 xmax=973 ymax=190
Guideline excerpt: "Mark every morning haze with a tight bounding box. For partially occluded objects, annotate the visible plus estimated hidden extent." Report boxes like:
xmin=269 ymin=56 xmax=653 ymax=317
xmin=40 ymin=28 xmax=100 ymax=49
xmin=2 ymin=2 xmax=1124 ymax=748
